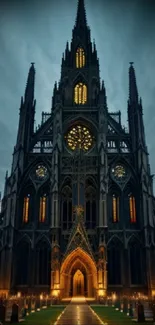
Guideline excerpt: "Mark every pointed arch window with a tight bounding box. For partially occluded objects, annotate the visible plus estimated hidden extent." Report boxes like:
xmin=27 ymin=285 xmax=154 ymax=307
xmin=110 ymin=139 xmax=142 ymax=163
xmin=107 ymin=239 xmax=122 ymax=285
xmin=35 ymin=241 xmax=51 ymax=285
xmin=129 ymin=194 xmax=136 ymax=223
xmin=16 ymin=241 xmax=30 ymax=285
xmin=112 ymin=194 xmax=119 ymax=223
xmin=39 ymin=194 xmax=47 ymax=223
xmin=85 ymin=187 xmax=96 ymax=229
xmin=129 ymin=241 xmax=143 ymax=284
xmin=61 ymin=186 xmax=72 ymax=230
xmin=76 ymin=48 xmax=85 ymax=68
xmin=74 ymin=83 xmax=87 ymax=104
xmin=23 ymin=194 xmax=30 ymax=223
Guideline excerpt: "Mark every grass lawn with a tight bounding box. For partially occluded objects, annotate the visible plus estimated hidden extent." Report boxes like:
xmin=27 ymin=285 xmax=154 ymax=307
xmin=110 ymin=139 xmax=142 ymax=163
xmin=4 ymin=306 xmax=66 ymax=325
xmin=91 ymin=306 xmax=154 ymax=325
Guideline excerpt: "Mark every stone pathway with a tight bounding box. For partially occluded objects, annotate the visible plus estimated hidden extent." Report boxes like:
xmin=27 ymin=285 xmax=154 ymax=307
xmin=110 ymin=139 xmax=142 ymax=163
xmin=55 ymin=297 xmax=103 ymax=325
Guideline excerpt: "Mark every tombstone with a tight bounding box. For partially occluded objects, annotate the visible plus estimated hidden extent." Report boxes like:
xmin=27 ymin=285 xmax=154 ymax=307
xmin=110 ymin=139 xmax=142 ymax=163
xmin=42 ymin=298 xmax=47 ymax=308
xmin=129 ymin=302 xmax=134 ymax=317
xmin=35 ymin=299 xmax=40 ymax=311
xmin=117 ymin=300 xmax=121 ymax=310
xmin=120 ymin=301 xmax=123 ymax=312
xmin=137 ymin=302 xmax=145 ymax=323
xmin=115 ymin=300 xmax=120 ymax=310
xmin=24 ymin=300 xmax=28 ymax=314
xmin=10 ymin=303 xmax=19 ymax=323
xmin=105 ymin=299 xmax=108 ymax=306
xmin=123 ymin=299 xmax=128 ymax=314
xmin=47 ymin=299 xmax=50 ymax=307
xmin=0 ymin=304 xmax=6 ymax=322
xmin=31 ymin=300 xmax=35 ymax=312
xmin=149 ymin=302 xmax=155 ymax=322
xmin=27 ymin=300 xmax=31 ymax=314
xmin=40 ymin=298 xmax=43 ymax=308
xmin=21 ymin=306 xmax=27 ymax=319
xmin=152 ymin=303 xmax=155 ymax=322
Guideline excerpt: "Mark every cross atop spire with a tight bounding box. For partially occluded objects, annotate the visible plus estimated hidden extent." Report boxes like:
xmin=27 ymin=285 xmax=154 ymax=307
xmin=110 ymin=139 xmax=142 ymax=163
xmin=75 ymin=0 xmax=87 ymax=28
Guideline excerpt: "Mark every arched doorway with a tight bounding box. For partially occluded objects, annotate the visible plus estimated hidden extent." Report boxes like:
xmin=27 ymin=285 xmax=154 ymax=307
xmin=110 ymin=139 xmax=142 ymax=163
xmin=60 ymin=248 xmax=97 ymax=298
xmin=73 ymin=270 xmax=84 ymax=296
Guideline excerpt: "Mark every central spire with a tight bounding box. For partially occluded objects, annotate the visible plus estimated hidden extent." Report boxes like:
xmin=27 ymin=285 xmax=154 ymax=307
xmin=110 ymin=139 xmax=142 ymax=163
xmin=75 ymin=0 xmax=87 ymax=28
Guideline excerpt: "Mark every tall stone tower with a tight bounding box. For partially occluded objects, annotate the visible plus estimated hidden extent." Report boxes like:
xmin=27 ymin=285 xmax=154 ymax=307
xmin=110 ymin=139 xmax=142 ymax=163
xmin=0 ymin=0 xmax=155 ymax=299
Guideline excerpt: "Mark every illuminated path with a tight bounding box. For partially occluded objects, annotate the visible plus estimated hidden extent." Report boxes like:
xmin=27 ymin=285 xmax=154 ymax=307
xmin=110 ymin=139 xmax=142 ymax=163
xmin=55 ymin=297 xmax=103 ymax=325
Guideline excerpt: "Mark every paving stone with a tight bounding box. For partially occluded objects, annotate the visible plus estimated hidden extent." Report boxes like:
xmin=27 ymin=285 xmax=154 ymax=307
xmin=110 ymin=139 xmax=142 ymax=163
xmin=55 ymin=297 xmax=103 ymax=325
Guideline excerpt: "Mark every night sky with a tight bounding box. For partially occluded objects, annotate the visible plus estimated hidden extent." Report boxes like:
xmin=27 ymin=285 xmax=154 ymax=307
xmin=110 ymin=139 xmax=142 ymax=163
xmin=0 ymin=0 xmax=155 ymax=193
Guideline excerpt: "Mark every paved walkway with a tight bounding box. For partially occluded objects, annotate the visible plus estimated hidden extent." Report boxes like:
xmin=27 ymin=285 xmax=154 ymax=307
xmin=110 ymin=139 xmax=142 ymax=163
xmin=55 ymin=297 xmax=103 ymax=325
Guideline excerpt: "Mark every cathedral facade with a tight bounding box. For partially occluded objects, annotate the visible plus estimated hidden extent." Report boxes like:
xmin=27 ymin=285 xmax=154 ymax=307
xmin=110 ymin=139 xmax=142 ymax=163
xmin=0 ymin=0 xmax=155 ymax=299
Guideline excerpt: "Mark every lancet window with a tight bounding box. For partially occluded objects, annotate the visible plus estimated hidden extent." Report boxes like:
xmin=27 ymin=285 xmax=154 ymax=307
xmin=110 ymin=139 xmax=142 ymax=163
xmin=23 ymin=194 xmax=30 ymax=223
xmin=112 ymin=194 xmax=119 ymax=223
xmin=76 ymin=48 xmax=85 ymax=68
xmin=74 ymin=83 xmax=87 ymax=104
xmin=129 ymin=194 xmax=136 ymax=223
xmin=39 ymin=194 xmax=47 ymax=223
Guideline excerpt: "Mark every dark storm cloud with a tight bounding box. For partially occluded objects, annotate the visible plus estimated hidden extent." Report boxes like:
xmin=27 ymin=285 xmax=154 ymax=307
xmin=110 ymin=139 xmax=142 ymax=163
xmin=0 ymin=0 xmax=155 ymax=193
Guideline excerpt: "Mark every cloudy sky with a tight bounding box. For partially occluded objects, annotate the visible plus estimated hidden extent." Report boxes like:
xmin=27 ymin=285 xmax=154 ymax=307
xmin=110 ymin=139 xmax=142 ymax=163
xmin=0 ymin=0 xmax=155 ymax=193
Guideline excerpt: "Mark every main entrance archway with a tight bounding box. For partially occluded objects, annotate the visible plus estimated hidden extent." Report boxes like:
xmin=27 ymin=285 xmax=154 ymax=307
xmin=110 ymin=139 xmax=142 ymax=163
xmin=73 ymin=270 xmax=84 ymax=296
xmin=60 ymin=248 xmax=97 ymax=298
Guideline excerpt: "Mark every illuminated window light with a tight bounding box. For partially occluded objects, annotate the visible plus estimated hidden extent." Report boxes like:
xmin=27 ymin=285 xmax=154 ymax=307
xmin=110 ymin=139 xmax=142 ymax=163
xmin=23 ymin=195 xmax=30 ymax=223
xmin=76 ymin=48 xmax=85 ymax=68
xmin=39 ymin=194 xmax=46 ymax=222
xmin=112 ymin=194 xmax=119 ymax=222
xmin=74 ymin=83 xmax=87 ymax=104
xmin=129 ymin=195 xmax=136 ymax=223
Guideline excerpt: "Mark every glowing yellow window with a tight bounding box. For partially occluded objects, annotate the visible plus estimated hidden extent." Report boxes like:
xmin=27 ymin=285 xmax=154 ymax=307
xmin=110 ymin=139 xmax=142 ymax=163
xmin=76 ymin=48 xmax=85 ymax=68
xmin=129 ymin=195 xmax=136 ymax=223
xmin=23 ymin=195 xmax=30 ymax=223
xmin=65 ymin=125 xmax=94 ymax=152
xmin=112 ymin=194 xmax=119 ymax=223
xmin=74 ymin=83 xmax=87 ymax=104
xmin=39 ymin=195 xmax=46 ymax=223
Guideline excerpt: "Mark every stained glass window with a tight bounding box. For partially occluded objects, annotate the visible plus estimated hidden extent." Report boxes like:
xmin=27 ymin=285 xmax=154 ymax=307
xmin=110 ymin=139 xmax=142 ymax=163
xmin=36 ymin=165 xmax=48 ymax=180
xmin=112 ymin=194 xmax=119 ymax=222
xmin=129 ymin=195 xmax=136 ymax=223
xmin=76 ymin=48 xmax=85 ymax=68
xmin=23 ymin=195 xmax=30 ymax=223
xmin=74 ymin=83 xmax=87 ymax=104
xmin=65 ymin=125 xmax=94 ymax=152
xmin=39 ymin=194 xmax=47 ymax=223
xmin=111 ymin=165 xmax=126 ymax=180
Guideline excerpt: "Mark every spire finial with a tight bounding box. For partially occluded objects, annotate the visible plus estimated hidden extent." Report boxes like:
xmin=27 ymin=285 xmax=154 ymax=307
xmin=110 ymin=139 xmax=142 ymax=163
xmin=24 ymin=63 xmax=35 ymax=102
xmin=129 ymin=62 xmax=138 ymax=103
xmin=75 ymin=0 xmax=87 ymax=28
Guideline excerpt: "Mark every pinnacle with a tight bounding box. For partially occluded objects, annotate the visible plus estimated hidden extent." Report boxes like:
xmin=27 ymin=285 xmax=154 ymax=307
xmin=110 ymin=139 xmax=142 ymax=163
xmin=129 ymin=62 xmax=138 ymax=103
xmin=75 ymin=0 xmax=87 ymax=28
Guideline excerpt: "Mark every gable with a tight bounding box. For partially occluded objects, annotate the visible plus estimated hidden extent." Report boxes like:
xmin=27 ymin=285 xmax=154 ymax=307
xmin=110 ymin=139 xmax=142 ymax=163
xmin=63 ymin=213 xmax=95 ymax=262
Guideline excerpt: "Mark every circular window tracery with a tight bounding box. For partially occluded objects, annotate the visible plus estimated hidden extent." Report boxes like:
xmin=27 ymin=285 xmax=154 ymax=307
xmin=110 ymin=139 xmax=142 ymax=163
xmin=65 ymin=125 xmax=94 ymax=152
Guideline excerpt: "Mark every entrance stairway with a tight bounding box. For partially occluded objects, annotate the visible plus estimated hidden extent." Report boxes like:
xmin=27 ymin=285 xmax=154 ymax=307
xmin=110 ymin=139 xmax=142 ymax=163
xmin=55 ymin=296 xmax=103 ymax=325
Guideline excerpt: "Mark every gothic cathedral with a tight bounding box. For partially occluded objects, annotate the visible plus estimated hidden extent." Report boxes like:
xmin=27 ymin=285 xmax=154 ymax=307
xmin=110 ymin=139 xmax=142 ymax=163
xmin=0 ymin=0 xmax=155 ymax=299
